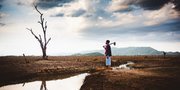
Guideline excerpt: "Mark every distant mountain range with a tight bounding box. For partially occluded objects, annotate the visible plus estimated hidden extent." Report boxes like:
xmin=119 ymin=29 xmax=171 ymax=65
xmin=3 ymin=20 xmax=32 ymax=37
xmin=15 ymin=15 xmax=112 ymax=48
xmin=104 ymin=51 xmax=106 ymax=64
xmin=72 ymin=52 xmax=104 ymax=56
xmin=72 ymin=47 xmax=180 ymax=56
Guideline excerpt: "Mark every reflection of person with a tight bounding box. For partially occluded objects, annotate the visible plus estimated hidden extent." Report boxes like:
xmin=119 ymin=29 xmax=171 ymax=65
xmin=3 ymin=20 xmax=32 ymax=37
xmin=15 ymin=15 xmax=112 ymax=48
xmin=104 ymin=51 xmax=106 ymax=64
xmin=103 ymin=40 xmax=112 ymax=67
xmin=163 ymin=51 xmax=166 ymax=58
xmin=40 ymin=80 xmax=47 ymax=90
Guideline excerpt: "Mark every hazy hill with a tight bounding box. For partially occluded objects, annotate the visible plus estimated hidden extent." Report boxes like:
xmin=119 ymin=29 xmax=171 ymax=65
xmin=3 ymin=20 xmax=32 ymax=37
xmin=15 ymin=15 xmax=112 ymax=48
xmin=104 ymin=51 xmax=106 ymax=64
xmin=111 ymin=47 xmax=162 ymax=55
xmin=72 ymin=52 xmax=104 ymax=56
xmin=73 ymin=47 xmax=180 ymax=56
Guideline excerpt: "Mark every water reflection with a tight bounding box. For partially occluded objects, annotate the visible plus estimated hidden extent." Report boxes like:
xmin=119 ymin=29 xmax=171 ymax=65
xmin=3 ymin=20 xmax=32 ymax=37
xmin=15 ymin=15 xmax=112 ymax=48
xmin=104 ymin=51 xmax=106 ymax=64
xmin=40 ymin=80 xmax=47 ymax=90
xmin=0 ymin=73 xmax=89 ymax=90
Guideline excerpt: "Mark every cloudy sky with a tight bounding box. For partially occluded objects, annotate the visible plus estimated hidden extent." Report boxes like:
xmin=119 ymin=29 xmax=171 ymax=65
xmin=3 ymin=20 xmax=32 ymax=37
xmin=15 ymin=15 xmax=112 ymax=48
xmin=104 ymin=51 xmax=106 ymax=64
xmin=0 ymin=0 xmax=180 ymax=56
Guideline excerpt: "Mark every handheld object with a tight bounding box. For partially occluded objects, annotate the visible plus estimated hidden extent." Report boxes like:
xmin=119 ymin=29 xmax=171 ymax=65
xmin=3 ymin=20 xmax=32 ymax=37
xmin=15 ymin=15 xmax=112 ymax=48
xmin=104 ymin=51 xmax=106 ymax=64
xmin=110 ymin=42 xmax=116 ymax=46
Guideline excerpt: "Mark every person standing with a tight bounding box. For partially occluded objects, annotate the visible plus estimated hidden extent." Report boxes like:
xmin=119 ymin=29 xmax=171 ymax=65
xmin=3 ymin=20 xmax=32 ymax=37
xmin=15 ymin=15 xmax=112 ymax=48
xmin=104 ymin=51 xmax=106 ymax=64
xmin=103 ymin=40 xmax=112 ymax=67
xmin=163 ymin=51 xmax=166 ymax=59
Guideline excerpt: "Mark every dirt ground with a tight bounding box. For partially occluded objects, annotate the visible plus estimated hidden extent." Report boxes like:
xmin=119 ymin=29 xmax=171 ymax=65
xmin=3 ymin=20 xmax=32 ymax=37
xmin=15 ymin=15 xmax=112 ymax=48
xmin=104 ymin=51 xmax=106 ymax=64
xmin=0 ymin=56 xmax=180 ymax=90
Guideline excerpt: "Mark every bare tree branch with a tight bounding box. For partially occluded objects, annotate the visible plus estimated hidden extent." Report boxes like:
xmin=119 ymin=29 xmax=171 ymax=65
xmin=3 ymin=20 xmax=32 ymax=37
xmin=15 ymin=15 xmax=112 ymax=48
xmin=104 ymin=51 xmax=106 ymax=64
xmin=38 ymin=21 xmax=41 ymax=24
xmin=34 ymin=5 xmax=42 ymax=15
xmin=26 ymin=28 xmax=40 ymax=41
xmin=39 ymin=34 xmax=42 ymax=42
xmin=45 ymin=21 xmax=47 ymax=30
xmin=42 ymin=18 xmax=44 ymax=23
xmin=27 ymin=5 xmax=51 ymax=60
xmin=46 ymin=38 xmax=51 ymax=45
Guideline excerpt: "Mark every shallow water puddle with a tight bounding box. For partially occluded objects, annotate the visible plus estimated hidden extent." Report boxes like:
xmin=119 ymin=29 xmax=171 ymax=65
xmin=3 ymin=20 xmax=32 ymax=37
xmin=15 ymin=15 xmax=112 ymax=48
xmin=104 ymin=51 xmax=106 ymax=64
xmin=0 ymin=73 xmax=89 ymax=90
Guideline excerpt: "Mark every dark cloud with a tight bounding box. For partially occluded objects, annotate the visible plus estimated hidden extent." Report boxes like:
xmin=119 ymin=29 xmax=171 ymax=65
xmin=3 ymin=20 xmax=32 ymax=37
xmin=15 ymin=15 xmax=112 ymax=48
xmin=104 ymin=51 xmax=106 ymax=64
xmin=0 ymin=0 xmax=7 ymax=26
xmin=69 ymin=0 xmax=110 ymax=20
xmin=93 ymin=0 xmax=111 ymax=18
xmin=134 ymin=20 xmax=180 ymax=36
xmin=135 ymin=0 xmax=170 ymax=10
xmin=36 ymin=0 xmax=74 ymax=9
xmin=172 ymin=0 xmax=180 ymax=11
xmin=0 ymin=5 xmax=2 ymax=9
xmin=0 ymin=23 xmax=5 ymax=26
xmin=0 ymin=0 xmax=4 ymax=10
xmin=108 ymin=0 xmax=180 ymax=22
xmin=112 ymin=0 xmax=169 ymax=11
xmin=136 ymin=0 xmax=180 ymax=12
xmin=80 ymin=19 xmax=180 ymax=42
xmin=16 ymin=1 xmax=25 ymax=6
xmin=147 ymin=21 xmax=180 ymax=33
xmin=51 ymin=13 xmax=64 ymax=17
xmin=71 ymin=9 xmax=86 ymax=17
xmin=114 ymin=5 xmax=141 ymax=13
xmin=0 ymin=0 xmax=4 ymax=3
xmin=114 ymin=0 xmax=180 ymax=13
xmin=78 ymin=0 xmax=180 ymax=41
xmin=52 ymin=0 xmax=112 ymax=18
xmin=51 ymin=9 xmax=86 ymax=17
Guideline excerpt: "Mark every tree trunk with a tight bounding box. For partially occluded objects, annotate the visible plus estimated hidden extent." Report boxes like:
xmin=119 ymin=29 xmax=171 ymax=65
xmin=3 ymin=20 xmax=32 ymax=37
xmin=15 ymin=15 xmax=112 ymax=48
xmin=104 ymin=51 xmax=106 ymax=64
xmin=42 ymin=48 xmax=47 ymax=60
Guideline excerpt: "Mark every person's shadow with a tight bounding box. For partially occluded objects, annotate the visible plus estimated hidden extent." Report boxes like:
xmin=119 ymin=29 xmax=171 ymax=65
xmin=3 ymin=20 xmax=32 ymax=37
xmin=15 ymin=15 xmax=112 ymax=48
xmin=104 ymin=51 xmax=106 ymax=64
xmin=40 ymin=80 xmax=47 ymax=90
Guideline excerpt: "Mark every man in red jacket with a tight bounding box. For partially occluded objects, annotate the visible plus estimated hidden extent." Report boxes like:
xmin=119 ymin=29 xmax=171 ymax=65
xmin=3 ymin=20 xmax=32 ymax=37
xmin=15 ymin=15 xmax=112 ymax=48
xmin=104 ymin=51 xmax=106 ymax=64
xmin=103 ymin=40 xmax=112 ymax=67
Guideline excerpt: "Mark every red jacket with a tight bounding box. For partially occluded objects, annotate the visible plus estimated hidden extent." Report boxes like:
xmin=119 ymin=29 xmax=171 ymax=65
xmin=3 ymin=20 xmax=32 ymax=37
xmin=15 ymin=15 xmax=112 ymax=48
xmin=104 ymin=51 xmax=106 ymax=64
xmin=104 ymin=44 xmax=112 ymax=56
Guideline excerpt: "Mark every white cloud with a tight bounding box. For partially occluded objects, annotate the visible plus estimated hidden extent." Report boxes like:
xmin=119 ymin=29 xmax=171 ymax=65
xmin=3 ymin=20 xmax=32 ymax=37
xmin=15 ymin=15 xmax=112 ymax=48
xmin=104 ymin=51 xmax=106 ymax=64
xmin=0 ymin=12 xmax=9 ymax=26
xmin=87 ymin=13 xmax=139 ymax=29
xmin=0 ymin=12 xmax=8 ymax=18
xmin=90 ymin=2 xmax=179 ymax=28
xmin=143 ymin=3 xmax=179 ymax=26
xmin=107 ymin=0 xmax=129 ymax=12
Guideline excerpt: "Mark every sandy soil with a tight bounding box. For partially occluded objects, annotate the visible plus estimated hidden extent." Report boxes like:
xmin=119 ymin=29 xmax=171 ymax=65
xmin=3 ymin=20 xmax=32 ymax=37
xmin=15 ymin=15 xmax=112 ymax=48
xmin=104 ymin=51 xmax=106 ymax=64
xmin=0 ymin=56 xmax=180 ymax=90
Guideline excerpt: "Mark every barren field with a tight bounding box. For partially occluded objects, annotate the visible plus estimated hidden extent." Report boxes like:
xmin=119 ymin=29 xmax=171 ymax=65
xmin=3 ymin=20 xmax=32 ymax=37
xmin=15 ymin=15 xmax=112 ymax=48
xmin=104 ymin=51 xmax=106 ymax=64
xmin=0 ymin=56 xmax=180 ymax=90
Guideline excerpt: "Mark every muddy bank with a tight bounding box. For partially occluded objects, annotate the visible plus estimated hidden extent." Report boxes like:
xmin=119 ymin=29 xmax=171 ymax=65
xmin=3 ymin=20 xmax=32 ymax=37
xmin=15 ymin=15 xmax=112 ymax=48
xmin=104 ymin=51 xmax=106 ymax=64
xmin=1 ymin=56 xmax=180 ymax=90
xmin=81 ymin=56 xmax=180 ymax=90
xmin=0 ymin=56 xmax=102 ymax=87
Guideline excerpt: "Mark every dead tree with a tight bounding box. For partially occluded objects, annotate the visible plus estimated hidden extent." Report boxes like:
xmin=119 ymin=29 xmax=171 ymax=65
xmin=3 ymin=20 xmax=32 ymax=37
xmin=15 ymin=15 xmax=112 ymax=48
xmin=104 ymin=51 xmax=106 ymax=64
xmin=27 ymin=5 xmax=51 ymax=60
